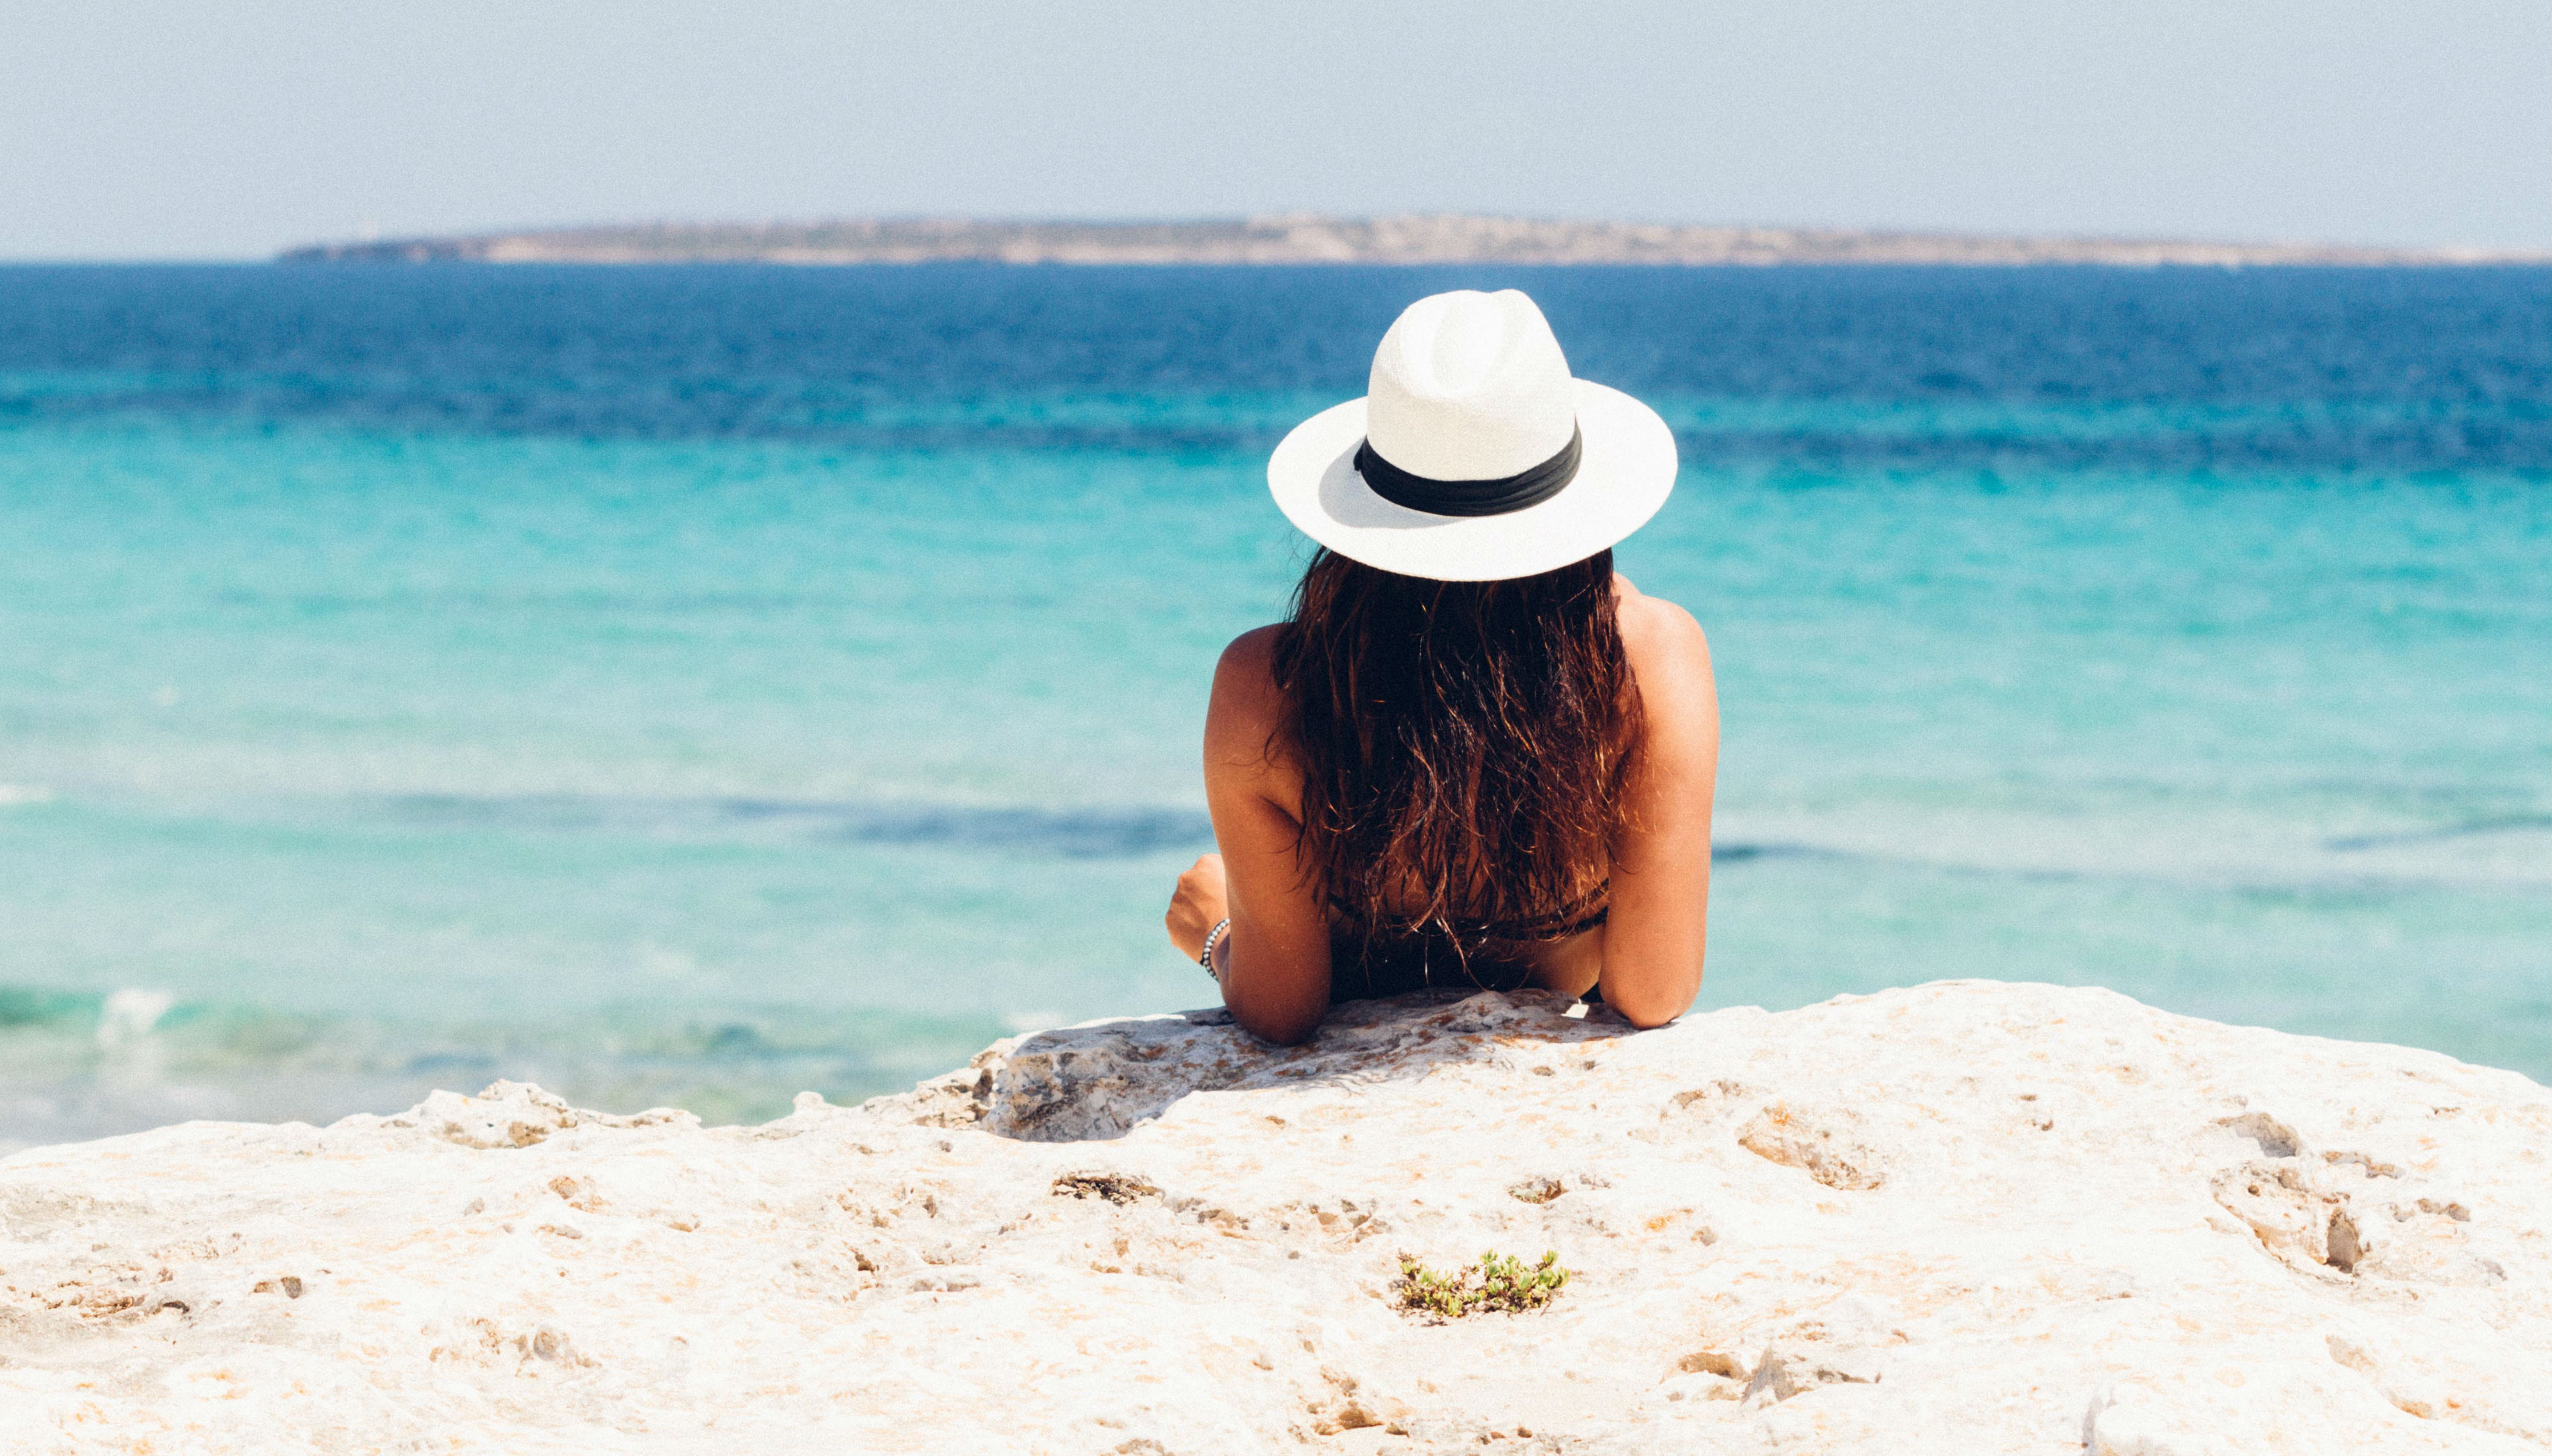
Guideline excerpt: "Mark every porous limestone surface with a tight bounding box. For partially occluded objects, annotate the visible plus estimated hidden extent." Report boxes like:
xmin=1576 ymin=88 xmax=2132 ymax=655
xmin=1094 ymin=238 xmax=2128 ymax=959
xmin=1 ymin=981 xmax=2546 ymax=1455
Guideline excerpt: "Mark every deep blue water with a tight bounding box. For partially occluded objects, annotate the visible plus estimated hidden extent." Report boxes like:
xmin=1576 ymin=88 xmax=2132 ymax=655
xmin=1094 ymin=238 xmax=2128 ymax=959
xmin=3 ymin=262 xmax=2547 ymax=1148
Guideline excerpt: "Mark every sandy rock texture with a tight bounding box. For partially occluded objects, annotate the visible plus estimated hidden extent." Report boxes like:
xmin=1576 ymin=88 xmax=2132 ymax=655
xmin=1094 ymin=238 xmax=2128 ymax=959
xmin=1 ymin=980 xmax=2546 ymax=1455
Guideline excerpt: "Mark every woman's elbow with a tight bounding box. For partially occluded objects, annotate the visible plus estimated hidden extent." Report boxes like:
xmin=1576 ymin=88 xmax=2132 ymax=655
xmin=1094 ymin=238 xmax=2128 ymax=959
xmin=1230 ymin=998 xmax=1323 ymax=1046
xmin=1605 ymin=963 xmax=1703 ymax=1030
xmin=1609 ymin=996 xmax=1688 ymax=1030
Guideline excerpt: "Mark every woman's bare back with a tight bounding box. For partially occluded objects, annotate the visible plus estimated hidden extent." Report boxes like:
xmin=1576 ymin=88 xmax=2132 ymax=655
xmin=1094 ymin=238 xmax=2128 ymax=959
xmin=1166 ymin=575 xmax=1720 ymax=1042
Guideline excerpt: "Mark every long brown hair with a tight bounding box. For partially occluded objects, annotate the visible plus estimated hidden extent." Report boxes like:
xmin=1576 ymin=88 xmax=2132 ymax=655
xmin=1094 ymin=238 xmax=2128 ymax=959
xmin=1269 ymin=547 xmax=1641 ymax=939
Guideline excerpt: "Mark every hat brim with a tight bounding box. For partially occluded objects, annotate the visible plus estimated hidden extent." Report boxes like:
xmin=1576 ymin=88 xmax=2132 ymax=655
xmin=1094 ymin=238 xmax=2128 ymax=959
xmin=1266 ymin=379 xmax=1677 ymax=581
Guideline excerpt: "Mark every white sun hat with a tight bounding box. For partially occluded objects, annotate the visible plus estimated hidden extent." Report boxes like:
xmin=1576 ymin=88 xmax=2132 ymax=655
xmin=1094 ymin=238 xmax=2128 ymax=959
xmin=1267 ymin=288 xmax=1677 ymax=582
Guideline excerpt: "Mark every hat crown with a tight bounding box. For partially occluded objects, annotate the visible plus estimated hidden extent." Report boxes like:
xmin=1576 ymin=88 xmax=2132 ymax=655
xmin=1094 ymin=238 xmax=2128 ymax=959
xmin=1364 ymin=290 xmax=1576 ymax=481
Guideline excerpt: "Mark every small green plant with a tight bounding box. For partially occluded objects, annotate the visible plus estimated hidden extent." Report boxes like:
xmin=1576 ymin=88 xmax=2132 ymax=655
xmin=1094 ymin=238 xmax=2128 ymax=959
xmin=1392 ymin=1250 xmax=1572 ymax=1320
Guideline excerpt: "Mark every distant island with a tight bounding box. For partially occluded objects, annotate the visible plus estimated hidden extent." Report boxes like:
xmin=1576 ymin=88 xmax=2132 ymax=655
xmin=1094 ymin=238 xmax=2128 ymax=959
xmin=278 ymin=215 xmax=2544 ymax=268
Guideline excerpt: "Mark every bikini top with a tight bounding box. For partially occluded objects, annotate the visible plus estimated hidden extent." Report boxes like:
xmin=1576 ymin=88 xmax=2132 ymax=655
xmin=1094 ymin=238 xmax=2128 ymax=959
xmin=1330 ymin=881 xmax=1611 ymax=949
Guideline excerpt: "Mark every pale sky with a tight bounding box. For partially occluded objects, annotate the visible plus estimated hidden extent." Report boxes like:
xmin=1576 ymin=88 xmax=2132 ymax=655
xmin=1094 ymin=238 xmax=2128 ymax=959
xmin=3 ymin=0 xmax=2548 ymax=260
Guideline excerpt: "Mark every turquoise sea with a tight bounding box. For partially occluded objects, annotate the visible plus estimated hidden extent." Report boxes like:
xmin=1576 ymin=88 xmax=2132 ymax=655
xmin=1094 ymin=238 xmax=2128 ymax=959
xmin=3 ymin=263 xmax=2547 ymax=1150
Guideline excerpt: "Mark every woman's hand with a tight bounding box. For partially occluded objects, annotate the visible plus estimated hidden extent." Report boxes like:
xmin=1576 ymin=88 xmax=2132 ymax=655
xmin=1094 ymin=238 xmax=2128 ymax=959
xmin=1164 ymin=853 xmax=1230 ymax=962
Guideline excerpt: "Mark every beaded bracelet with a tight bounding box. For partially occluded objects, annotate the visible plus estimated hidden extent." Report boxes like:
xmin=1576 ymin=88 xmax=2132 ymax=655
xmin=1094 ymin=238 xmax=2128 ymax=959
xmin=1198 ymin=917 xmax=1231 ymax=980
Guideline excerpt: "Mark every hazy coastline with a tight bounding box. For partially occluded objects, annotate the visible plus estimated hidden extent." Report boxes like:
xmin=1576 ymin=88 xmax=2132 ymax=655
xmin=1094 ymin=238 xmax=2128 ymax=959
xmin=276 ymin=214 xmax=2551 ymax=268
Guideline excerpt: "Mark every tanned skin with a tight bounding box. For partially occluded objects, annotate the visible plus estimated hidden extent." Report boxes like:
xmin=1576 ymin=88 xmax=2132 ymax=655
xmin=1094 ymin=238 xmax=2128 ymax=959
xmin=1165 ymin=575 xmax=1719 ymax=1044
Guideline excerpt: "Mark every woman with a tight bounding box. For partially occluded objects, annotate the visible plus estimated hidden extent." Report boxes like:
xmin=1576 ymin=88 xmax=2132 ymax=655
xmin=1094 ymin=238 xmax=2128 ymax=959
xmin=1164 ymin=289 xmax=1718 ymax=1044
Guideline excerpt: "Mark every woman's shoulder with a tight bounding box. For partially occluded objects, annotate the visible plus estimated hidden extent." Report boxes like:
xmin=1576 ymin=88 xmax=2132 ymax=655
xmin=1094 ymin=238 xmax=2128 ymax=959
xmin=1615 ymin=577 xmax=1710 ymax=666
xmin=1206 ymin=624 xmax=1295 ymax=770
xmin=1613 ymin=578 xmax=1717 ymax=724
xmin=1213 ymin=624 xmax=1287 ymax=706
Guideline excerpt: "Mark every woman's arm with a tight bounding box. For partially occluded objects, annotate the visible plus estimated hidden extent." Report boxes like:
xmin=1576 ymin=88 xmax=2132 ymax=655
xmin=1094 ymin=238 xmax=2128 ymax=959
xmin=1599 ymin=594 xmax=1720 ymax=1028
xmin=1170 ymin=626 xmax=1334 ymax=1044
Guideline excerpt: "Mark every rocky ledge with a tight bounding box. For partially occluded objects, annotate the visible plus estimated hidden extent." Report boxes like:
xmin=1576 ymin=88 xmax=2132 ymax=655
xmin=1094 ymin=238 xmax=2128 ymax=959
xmin=2 ymin=981 xmax=2545 ymax=1454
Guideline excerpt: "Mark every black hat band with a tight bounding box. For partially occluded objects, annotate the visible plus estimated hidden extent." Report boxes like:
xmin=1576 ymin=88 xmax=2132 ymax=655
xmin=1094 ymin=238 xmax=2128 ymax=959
xmin=1353 ymin=424 xmax=1582 ymax=518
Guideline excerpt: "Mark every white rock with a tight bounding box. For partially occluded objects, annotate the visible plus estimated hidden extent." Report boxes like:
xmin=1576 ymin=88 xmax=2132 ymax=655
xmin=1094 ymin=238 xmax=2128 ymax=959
xmin=1 ymin=980 xmax=2545 ymax=1453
